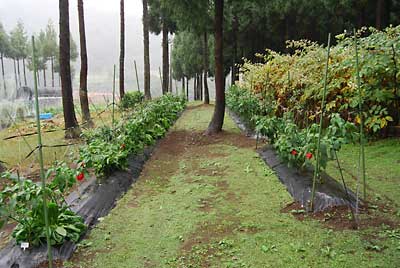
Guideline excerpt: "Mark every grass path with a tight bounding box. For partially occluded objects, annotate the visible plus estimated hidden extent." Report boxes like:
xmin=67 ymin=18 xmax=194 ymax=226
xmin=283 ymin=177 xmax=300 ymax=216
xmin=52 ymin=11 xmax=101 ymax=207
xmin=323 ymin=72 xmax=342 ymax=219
xmin=67 ymin=104 xmax=399 ymax=268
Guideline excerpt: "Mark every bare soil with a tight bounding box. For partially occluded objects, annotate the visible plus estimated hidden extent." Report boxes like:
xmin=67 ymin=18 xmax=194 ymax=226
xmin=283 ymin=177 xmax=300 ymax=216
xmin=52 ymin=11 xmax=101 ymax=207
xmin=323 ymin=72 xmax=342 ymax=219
xmin=282 ymin=201 xmax=400 ymax=231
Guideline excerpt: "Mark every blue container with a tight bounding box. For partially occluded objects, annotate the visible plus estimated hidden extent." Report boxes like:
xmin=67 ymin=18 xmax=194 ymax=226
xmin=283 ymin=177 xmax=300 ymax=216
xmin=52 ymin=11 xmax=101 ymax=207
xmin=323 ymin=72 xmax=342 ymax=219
xmin=39 ymin=113 xmax=53 ymax=120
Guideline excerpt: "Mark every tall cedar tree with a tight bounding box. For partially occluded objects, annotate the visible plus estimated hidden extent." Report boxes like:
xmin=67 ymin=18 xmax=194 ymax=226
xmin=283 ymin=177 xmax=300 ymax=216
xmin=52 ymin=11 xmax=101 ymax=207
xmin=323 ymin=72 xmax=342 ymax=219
xmin=119 ymin=0 xmax=125 ymax=98
xmin=203 ymin=32 xmax=210 ymax=104
xmin=78 ymin=0 xmax=92 ymax=126
xmin=206 ymin=0 xmax=224 ymax=134
xmin=142 ymin=0 xmax=151 ymax=99
xmin=0 ymin=23 xmax=9 ymax=94
xmin=59 ymin=0 xmax=80 ymax=138
xmin=162 ymin=20 xmax=169 ymax=94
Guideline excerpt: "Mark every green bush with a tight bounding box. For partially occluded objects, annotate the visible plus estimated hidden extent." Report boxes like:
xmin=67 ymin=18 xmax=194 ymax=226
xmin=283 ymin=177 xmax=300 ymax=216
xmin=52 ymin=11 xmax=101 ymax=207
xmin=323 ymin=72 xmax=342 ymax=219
xmin=239 ymin=26 xmax=400 ymax=133
xmin=119 ymin=91 xmax=144 ymax=110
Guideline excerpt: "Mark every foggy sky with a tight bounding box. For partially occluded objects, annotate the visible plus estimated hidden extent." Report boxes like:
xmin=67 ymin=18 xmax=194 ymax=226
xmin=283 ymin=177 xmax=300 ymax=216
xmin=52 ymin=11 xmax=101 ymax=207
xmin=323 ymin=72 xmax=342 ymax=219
xmin=0 ymin=0 xmax=165 ymax=93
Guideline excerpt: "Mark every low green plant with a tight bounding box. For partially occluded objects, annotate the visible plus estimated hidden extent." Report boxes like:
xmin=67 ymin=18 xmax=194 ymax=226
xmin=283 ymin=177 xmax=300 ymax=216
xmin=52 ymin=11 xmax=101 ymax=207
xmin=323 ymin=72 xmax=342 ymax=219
xmin=227 ymin=85 xmax=359 ymax=170
xmin=0 ymin=172 xmax=86 ymax=246
xmin=119 ymin=91 xmax=144 ymax=110
xmin=80 ymin=94 xmax=186 ymax=176
xmin=46 ymin=160 xmax=87 ymax=193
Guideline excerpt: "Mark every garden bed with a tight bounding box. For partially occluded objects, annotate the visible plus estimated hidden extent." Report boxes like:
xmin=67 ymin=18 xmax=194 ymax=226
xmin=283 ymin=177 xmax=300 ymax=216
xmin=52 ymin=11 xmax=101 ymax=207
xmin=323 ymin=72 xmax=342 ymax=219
xmin=0 ymin=145 xmax=155 ymax=268
xmin=229 ymin=110 xmax=359 ymax=212
xmin=0 ymin=95 xmax=186 ymax=268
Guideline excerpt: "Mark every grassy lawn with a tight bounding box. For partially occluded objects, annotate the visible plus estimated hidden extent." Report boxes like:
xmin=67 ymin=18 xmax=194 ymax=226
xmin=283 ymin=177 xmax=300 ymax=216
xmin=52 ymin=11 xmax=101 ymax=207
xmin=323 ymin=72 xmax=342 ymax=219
xmin=326 ymin=138 xmax=400 ymax=208
xmin=66 ymin=104 xmax=400 ymax=268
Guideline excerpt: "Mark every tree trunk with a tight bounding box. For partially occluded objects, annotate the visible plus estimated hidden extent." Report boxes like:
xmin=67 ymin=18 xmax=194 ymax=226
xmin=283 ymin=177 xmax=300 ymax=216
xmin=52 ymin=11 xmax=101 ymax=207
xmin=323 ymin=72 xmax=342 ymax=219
xmin=376 ymin=0 xmax=384 ymax=29
xmin=119 ymin=0 xmax=125 ymax=98
xmin=169 ymin=59 xmax=173 ymax=93
xmin=17 ymin=59 xmax=21 ymax=88
xmin=23 ymin=58 xmax=27 ymax=86
xmin=142 ymin=0 xmax=151 ymax=100
xmin=200 ymin=73 xmax=203 ymax=100
xmin=51 ymin=56 xmax=54 ymax=87
xmin=376 ymin=0 xmax=390 ymax=29
xmin=181 ymin=77 xmax=185 ymax=96
xmin=197 ymin=74 xmax=202 ymax=101
xmin=231 ymin=15 xmax=239 ymax=86
xmin=193 ymin=74 xmax=197 ymax=101
xmin=203 ymin=32 xmax=210 ymax=104
xmin=13 ymin=59 xmax=18 ymax=90
xmin=186 ymin=77 xmax=189 ymax=101
xmin=43 ymin=68 xmax=46 ymax=87
xmin=206 ymin=0 xmax=224 ymax=134
xmin=78 ymin=0 xmax=92 ymax=126
xmin=1 ymin=53 xmax=6 ymax=96
xmin=37 ymin=69 xmax=40 ymax=86
xmin=60 ymin=0 xmax=80 ymax=138
xmin=162 ymin=20 xmax=169 ymax=95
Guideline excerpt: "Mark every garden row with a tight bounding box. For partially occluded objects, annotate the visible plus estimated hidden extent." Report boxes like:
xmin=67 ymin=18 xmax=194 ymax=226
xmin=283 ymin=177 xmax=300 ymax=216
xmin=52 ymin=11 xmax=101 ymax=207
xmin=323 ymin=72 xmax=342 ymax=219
xmin=239 ymin=25 xmax=399 ymax=133
xmin=0 ymin=93 xmax=186 ymax=248
xmin=228 ymin=26 xmax=399 ymax=171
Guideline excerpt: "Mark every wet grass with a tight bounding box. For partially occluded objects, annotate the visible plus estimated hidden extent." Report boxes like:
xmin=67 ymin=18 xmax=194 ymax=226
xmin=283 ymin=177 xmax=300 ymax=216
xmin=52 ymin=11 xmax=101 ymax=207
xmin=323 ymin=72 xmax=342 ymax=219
xmin=66 ymin=104 xmax=400 ymax=268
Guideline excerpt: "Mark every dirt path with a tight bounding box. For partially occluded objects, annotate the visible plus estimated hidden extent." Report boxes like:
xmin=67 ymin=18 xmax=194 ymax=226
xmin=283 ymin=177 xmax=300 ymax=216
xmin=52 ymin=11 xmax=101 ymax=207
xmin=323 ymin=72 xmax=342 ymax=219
xmin=67 ymin=104 xmax=399 ymax=268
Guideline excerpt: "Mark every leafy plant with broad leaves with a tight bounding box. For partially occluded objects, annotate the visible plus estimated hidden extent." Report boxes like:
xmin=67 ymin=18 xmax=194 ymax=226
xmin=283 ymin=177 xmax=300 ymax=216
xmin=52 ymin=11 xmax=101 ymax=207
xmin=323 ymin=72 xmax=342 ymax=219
xmin=0 ymin=172 xmax=86 ymax=246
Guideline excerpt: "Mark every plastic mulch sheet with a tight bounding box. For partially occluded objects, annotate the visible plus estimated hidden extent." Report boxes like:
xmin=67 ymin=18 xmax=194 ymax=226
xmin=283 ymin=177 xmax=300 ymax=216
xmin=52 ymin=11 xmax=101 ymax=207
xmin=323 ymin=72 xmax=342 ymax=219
xmin=229 ymin=110 xmax=359 ymax=212
xmin=0 ymin=146 xmax=154 ymax=268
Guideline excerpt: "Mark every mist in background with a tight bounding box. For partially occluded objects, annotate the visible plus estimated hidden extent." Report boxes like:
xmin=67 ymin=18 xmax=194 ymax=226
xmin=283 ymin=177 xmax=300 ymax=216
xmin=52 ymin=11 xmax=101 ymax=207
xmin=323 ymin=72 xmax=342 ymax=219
xmin=0 ymin=0 xmax=214 ymax=98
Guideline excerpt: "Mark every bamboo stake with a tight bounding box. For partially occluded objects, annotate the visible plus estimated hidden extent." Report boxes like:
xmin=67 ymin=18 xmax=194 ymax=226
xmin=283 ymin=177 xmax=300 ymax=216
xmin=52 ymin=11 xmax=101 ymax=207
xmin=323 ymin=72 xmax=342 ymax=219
xmin=392 ymin=44 xmax=399 ymax=125
xmin=310 ymin=33 xmax=331 ymax=211
xmin=134 ymin=60 xmax=140 ymax=91
xmin=112 ymin=64 xmax=116 ymax=128
xmin=354 ymin=30 xmax=366 ymax=202
xmin=334 ymin=150 xmax=357 ymax=226
xmin=32 ymin=36 xmax=53 ymax=268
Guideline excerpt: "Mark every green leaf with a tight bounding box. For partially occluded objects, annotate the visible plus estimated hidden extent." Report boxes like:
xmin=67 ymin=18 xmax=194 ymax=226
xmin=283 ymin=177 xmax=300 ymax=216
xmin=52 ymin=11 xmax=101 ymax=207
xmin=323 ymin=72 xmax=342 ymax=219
xmin=55 ymin=226 xmax=67 ymax=237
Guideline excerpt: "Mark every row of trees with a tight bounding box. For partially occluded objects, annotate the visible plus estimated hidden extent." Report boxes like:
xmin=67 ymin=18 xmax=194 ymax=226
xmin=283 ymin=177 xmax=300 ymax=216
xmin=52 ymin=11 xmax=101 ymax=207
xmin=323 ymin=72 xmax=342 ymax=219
xmin=7 ymin=0 xmax=398 ymax=137
xmin=0 ymin=19 xmax=79 ymax=97
xmin=141 ymin=0 xmax=400 ymax=133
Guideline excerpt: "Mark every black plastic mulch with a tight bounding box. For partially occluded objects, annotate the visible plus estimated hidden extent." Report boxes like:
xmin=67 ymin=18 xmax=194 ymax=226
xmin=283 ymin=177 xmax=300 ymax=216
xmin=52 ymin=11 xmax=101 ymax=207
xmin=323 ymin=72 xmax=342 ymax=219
xmin=229 ymin=110 xmax=359 ymax=213
xmin=0 ymin=146 xmax=155 ymax=268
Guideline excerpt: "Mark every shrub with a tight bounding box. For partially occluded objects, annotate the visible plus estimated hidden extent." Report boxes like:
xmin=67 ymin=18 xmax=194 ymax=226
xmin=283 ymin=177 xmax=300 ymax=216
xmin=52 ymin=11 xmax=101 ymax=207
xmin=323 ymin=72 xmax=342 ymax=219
xmin=119 ymin=91 xmax=144 ymax=110
xmin=238 ymin=26 xmax=400 ymax=133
